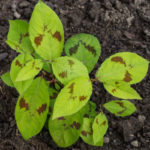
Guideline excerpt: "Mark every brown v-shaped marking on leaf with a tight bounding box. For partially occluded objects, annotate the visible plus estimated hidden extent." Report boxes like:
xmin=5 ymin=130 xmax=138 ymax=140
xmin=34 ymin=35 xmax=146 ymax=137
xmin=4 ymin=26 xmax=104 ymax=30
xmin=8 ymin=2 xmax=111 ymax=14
xmin=70 ymin=121 xmax=81 ymax=130
xmin=79 ymin=96 xmax=87 ymax=101
xmin=37 ymin=104 xmax=47 ymax=115
xmin=69 ymin=44 xmax=79 ymax=55
xmin=15 ymin=60 xmax=22 ymax=68
xmin=59 ymin=71 xmax=67 ymax=78
xmin=68 ymin=59 xmax=74 ymax=67
xmin=68 ymin=83 xmax=75 ymax=94
xmin=123 ymin=71 xmax=132 ymax=82
xmin=81 ymin=130 xmax=88 ymax=137
xmin=53 ymin=31 xmax=61 ymax=42
xmin=34 ymin=34 xmax=43 ymax=47
xmin=58 ymin=117 xmax=65 ymax=120
xmin=111 ymin=56 xmax=126 ymax=66
xmin=19 ymin=98 xmax=29 ymax=110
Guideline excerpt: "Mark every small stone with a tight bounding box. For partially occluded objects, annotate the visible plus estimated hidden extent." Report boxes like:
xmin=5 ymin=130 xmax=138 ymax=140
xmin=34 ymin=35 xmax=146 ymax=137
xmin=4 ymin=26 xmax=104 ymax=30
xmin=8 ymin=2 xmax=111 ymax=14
xmin=138 ymin=115 xmax=146 ymax=124
xmin=127 ymin=16 xmax=134 ymax=27
xmin=144 ymin=29 xmax=150 ymax=37
xmin=19 ymin=1 xmax=30 ymax=8
xmin=104 ymin=137 xmax=110 ymax=143
xmin=14 ymin=11 xmax=21 ymax=18
xmin=131 ymin=140 xmax=139 ymax=147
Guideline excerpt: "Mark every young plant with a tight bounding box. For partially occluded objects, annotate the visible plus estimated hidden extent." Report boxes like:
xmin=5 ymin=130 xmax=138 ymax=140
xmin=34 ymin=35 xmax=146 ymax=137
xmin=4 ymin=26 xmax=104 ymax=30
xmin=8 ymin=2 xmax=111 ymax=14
xmin=1 ymin=0 xmax=149 ymax=148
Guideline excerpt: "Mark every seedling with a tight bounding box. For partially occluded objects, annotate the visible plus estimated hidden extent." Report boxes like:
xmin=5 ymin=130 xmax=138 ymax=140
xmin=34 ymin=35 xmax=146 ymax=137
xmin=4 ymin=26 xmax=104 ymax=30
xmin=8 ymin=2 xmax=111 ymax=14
xmin=1 ymin=1 xmax=149 ymax=148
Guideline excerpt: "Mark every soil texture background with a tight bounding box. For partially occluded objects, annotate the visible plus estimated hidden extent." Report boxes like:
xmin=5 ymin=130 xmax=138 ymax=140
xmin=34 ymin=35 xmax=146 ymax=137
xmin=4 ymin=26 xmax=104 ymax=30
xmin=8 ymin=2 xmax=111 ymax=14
xmin=0 ymin=0 xmax=150 ymax=150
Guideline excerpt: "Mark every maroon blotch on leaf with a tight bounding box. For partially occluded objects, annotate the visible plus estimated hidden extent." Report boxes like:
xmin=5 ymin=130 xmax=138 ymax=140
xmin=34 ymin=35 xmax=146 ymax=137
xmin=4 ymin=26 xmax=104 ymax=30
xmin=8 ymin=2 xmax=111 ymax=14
xmin=58 ymin=117 xmax=65 ymax=120
xmin=123 ymin=71 xmax=132 ymax=82
xmin=37 ymin=104 xmax=47 ymax=115
xmin=19 ymin=98 xmax=29 ymax=110
xmin=68 ymin=59 xmax=74 ymax=67
xmin=15 ymin=60 xmax=22 ymax=68
xmin=59 ymin=71 xmax=67 ymax=78
xmin=70 ymin=121 xmax=80 ymax=130
xmin=111 ymin=56 xmax=126 ymax=66
xmin=53 ymin=31 xmax=61 ymax=42
xmin=79 ymin=96 xmax=87 ymax=101
xmin=34 ymin=34 xmax=43 ymax=46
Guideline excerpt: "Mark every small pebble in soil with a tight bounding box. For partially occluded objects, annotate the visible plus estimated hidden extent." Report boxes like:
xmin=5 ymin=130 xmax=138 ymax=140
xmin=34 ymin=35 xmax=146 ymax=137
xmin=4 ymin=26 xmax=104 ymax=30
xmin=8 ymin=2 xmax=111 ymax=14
xmin=104 ymin=137 xmax=110 ymax=143
xmin=131 ymin=140 xmax=139 ymax=147
xmin=19 ymin=1 xmax=30 ymax=8
xmin=138 ymin=115 xmax=146 ymax=124
xmin=14 ymin=11 xmax=21 ymax=18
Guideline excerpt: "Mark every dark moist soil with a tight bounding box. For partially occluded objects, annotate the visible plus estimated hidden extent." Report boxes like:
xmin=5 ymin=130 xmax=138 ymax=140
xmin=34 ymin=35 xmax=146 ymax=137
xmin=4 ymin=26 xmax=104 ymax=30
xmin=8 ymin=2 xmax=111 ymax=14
xmin=0 ymin=0 xmax=150 ymax=150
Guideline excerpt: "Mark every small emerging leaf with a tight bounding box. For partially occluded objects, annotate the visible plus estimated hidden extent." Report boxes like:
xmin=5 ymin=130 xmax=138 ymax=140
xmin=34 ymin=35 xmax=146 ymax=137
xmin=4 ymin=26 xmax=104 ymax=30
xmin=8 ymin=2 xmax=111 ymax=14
xmin=80 ymin=118 xmax=103 ymax=146
xmin=92 ymin=112 xmax=108 ymax=145
xmin=1 ymin=72 xmax=14 ymax=87
xmin=104 ymin=81 xmax=142 ymax=100
xmin=29 ymin=1 xmax=64 ymax=60
xmin=34 ymin=53 xmax=52 ymax=73
xmin=65 ymin=33 xmax=101 ymax=72
xmin=10 ymin=53 xmax=34 ymax=94
xmin=104 ymin=100 xmax=136 ymax=117
xmin=52 ymin=56 xmax=89 ymax=85
xmin=49 ymin=110 xmax=83 ymax=148
xmin=16 ymin=59 xmax=43 ymax=81
xmin=15 ymin=78 xmax=49 ymax=140
xmin=6 ymin=20 xmax=34 ymax=53
xmin=52 ymin=77 xmax=92 ymax=119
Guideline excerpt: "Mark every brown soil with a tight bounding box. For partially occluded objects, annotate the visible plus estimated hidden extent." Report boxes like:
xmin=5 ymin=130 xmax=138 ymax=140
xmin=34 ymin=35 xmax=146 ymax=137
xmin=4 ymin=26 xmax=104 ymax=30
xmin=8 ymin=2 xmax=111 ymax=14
xmin=0 ymin=0 xmax=150 ymax=150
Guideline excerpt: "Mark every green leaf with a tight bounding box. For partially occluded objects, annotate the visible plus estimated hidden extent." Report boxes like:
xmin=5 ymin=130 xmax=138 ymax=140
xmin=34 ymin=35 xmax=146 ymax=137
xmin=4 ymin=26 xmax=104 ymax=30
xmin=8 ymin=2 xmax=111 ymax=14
xmin=15 ymin=77 xmax=49 ymax=140
xmin=6 ymin=20 xmax=34 ymax=53
xmin=80 ymin=118 xmax=103 ymax=146
xmin=1 ymin=72 xmax=14 ymax=87
xmin=96 ymin=52 xmax=149 ymax=84
xmin=104 ymin=81 xmax=142 ymax=100
xmin=92 ymin=112 xmax=108 ymax=145
xmin=49 ymin=111 xmax=83 ymax=148
xmin=52 ymin=56 xmax=89 ymax=85
xmin=29 ymin=1 xmax=64 ymax=60
xmin=52 ymin=77 xmax=92 ymax=119
xmin=10 ymin=53 xmax=34 ymax=94
xmin=16 ymin=59 xmax=43 ymax=81
xmin=104 ymin=100 xmax=136 ymax=117
xmin=65 ymin=33 xmax=101 ymax=73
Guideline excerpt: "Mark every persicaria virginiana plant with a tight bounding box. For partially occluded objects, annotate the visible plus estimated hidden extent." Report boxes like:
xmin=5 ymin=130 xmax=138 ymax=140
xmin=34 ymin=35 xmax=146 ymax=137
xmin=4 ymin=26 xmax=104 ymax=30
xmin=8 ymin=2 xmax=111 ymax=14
xmin=1 ymin=0 xmax=150 ymax=148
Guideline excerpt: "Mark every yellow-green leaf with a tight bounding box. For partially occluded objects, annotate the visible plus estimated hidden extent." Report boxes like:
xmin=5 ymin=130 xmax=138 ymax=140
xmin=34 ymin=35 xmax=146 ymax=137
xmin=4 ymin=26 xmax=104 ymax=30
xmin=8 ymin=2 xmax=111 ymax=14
xmin=96 ymin=52 xmax=149 ymax=84
xmin=92 ymin=112 xmax=108 ymax=145
xmin=49 ymin=111 xmax=83 ymax=148
xmin=1 ymin=72 xmax=14 ymax=87
xmin=104 ymin=81 xmax=142 ymax=100
xmin=52 ymin=56 xmax=89 ymax=85
xmin=15 ymin=78 xmax=49 ymax=140
xmin=104 ymin=100 xmax=136 ymax=117
xmin=80 ymin=118 xmax=103 ymax=146
xmin=10 ymin=53 xmax=34 ymax=94
xmin=6 ymin=20 xmax=34 ymax=53
xmin=29 ymin=1 xmax=64 ymax=60
xmin=16 ymin=59 xmax=43 ymax=81
xmin=52 ymin=77 xmax=92 ymax=119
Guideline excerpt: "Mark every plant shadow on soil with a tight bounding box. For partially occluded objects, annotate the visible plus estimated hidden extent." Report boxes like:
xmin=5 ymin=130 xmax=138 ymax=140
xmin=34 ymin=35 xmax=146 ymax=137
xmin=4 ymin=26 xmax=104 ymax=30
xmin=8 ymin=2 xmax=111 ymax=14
xmin=0 ymin=0 xmax=150 ymax=150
